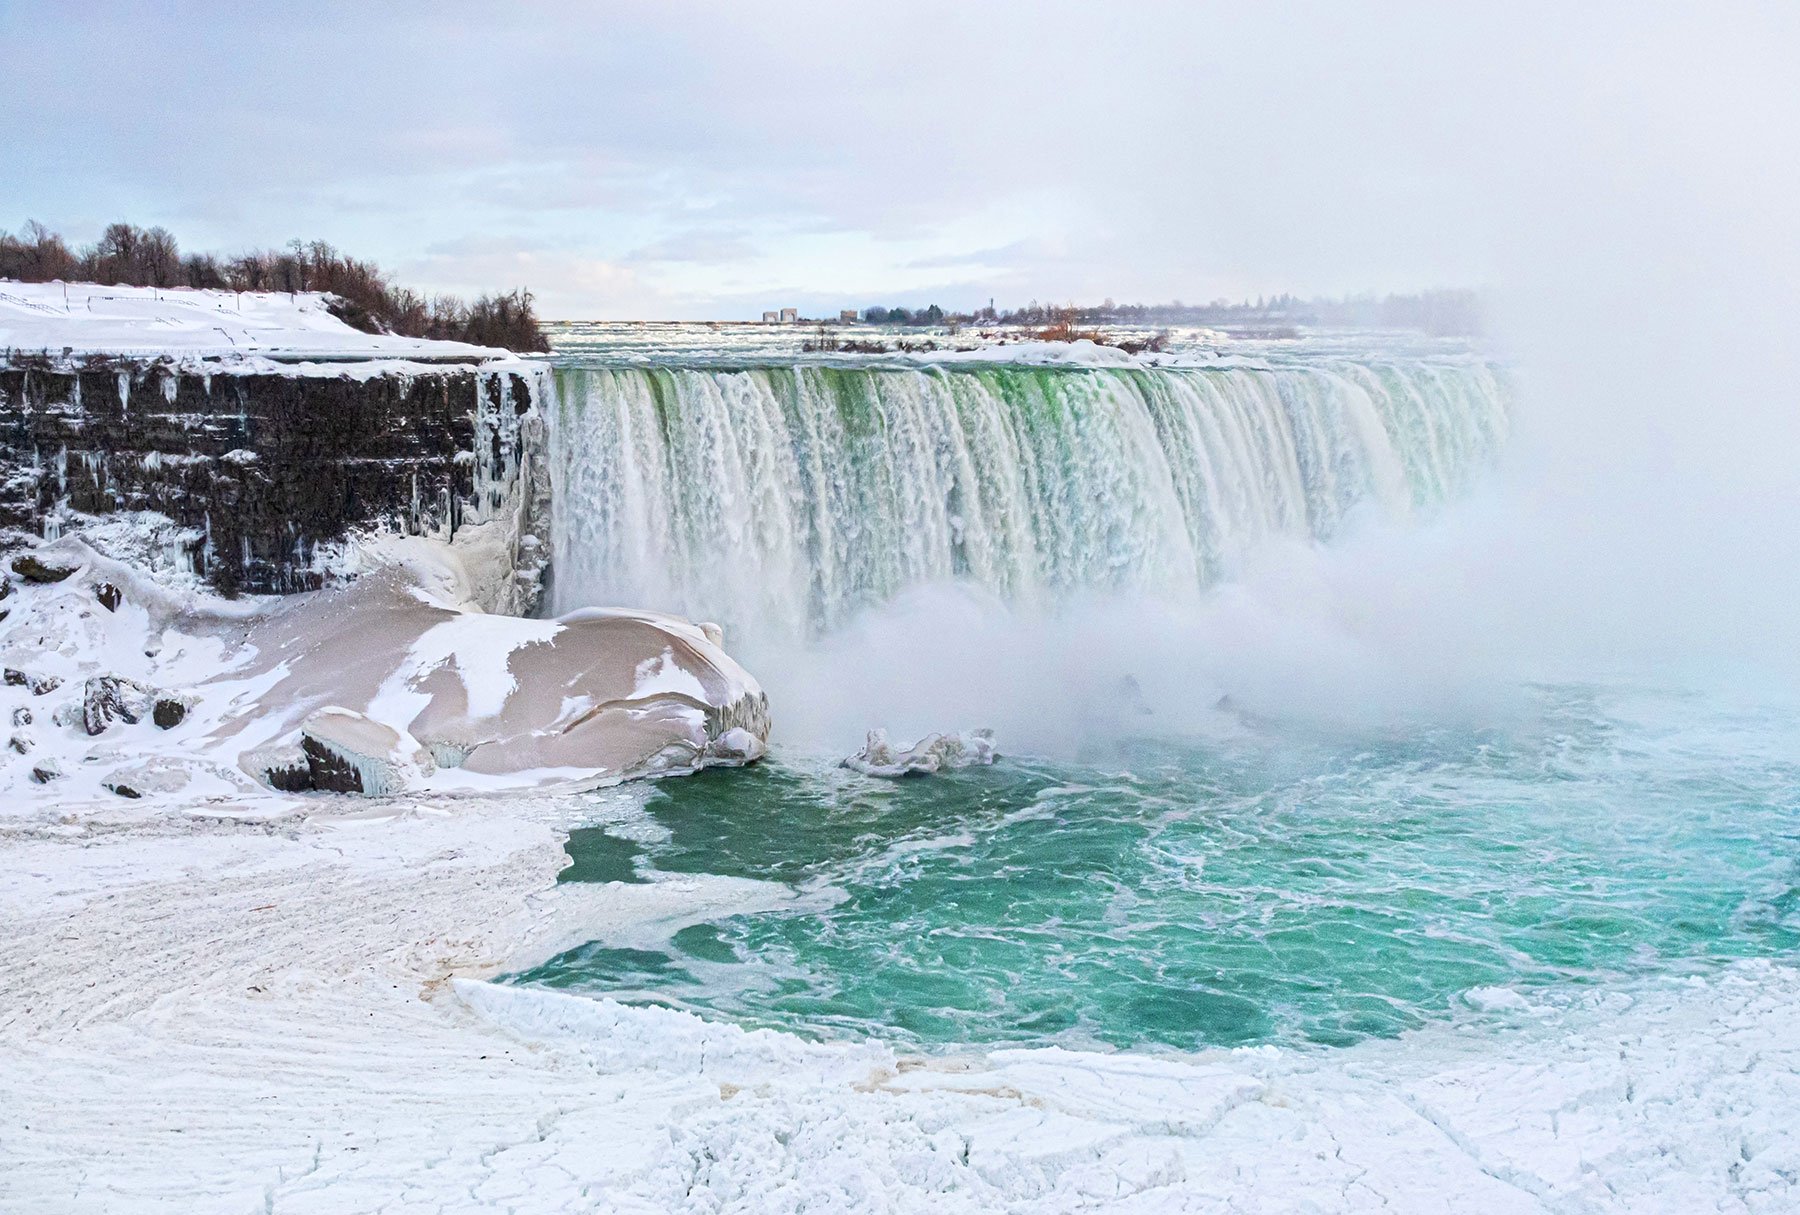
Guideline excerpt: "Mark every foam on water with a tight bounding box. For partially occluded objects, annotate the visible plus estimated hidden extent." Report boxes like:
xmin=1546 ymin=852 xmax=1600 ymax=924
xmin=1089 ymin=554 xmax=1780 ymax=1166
xmin=510 ymin=681 xmax=1800 ymax=1052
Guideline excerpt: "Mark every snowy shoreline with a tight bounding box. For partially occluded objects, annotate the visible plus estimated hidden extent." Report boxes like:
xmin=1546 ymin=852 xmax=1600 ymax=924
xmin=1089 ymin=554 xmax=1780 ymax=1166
xmin=2 ymin=793 xmax=1794 ymax=1213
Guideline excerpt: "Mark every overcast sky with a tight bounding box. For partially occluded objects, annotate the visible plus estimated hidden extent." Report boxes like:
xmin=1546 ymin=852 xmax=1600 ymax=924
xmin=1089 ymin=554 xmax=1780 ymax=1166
xmin=3 ymin=2 xmax=1796 ymax=319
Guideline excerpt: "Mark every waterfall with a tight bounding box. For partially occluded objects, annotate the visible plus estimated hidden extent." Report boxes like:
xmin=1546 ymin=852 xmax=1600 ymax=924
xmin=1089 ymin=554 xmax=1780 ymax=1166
xmin=544 ymin=360 xmax=1509 ymax=639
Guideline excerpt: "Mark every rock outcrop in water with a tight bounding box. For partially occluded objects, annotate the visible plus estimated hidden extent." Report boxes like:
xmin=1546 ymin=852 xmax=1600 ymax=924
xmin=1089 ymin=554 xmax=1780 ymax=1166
xmin=843 ymin=728 xmax=998 ymax=777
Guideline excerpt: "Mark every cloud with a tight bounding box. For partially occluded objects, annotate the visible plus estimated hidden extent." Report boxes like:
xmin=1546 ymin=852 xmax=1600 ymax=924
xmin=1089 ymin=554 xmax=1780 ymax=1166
xmin=395 ymin=236 xmax=678 ymax=319
xmin=3 ymin=3 xmax=1797 ymax=317
xmin=624 ymin=231 xmax=759 ymax=266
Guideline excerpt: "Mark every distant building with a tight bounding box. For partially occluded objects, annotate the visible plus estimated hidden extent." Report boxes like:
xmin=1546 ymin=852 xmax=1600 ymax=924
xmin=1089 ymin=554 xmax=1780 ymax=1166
xmin=840 ymin=310 xmax=858 ymax=323
xmin=780 ymin=307 xmax=799 ymax=324
xmin=762 ymin=311 xmax=779 ymax=324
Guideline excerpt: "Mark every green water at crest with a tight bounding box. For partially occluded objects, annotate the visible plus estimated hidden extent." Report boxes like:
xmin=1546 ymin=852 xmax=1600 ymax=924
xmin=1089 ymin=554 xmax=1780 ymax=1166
xmin=510 ymin=685 xmax=1800 ymax=1052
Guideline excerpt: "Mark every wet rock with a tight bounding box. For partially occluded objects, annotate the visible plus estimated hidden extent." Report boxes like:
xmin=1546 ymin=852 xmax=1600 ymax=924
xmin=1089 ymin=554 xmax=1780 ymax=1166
xmin=30 ymin=761 xmax=61 ymax=784
xmin=3 ymin=669 xmax=63 ymax=696
xmin=11 ymin=554 xmax=77 ymax=584
xmin=82 ymin=675 xmax=156 ymax=735
xmin=244 ymin=741 xmax=314 ymax=792
xmin=152 ymin=696 xmax=190 ymax=729
xmin=265 ymin=761 xmax=316 ymax=793
xmin=299 ymin=736 xmax=362 ymax=793
xmin=96 ymin=582 xmax=124 ymax=612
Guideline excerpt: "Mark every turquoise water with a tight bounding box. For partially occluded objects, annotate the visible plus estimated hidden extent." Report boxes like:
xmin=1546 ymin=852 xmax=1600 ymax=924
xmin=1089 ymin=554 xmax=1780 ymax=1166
xmin=511 ymin=684 xmax=1800 ymax=1052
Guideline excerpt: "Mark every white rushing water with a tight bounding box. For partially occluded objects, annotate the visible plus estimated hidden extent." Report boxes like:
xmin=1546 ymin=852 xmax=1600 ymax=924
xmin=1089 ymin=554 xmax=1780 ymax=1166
xmin=543 ymin=357 xmax=1509 ymax=639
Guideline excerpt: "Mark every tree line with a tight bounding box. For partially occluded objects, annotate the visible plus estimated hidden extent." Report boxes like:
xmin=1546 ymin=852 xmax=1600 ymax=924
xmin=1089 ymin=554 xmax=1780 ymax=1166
xmin=0 ymin=220 xmax=548 ymax=352
xmin=847 ymin=290 xmax=1481 ymax=336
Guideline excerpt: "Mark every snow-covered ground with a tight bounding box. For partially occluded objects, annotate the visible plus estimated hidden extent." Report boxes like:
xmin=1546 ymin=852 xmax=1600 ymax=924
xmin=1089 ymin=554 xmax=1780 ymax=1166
xmin=1 ymin=789 xmax=1795 ymax=1214
xmin=0 ymin=281 xmax=506 ymax=362
xmin=0 ymin=533 xmax=766 ymax=808
xmin=2 ymin=537 xmax=1793 ymax=1212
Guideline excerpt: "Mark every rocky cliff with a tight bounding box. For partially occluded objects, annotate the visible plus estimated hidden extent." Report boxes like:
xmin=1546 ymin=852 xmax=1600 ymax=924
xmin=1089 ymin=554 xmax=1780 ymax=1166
xmin=0 ymin=356 xmax=546 ymax=602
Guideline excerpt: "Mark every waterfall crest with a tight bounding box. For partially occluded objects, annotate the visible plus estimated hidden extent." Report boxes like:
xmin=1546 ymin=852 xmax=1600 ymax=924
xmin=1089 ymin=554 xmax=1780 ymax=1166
xmin=545 ymin=360 xmax=1509 ymax=638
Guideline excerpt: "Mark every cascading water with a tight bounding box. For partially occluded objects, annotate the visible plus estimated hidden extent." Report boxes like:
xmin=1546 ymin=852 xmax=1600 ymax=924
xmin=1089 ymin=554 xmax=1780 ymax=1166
xmin=515 ymin=340 xmax=1800 ymax=1080
xmin=544 ymin=358 xmax=1509 ymax=637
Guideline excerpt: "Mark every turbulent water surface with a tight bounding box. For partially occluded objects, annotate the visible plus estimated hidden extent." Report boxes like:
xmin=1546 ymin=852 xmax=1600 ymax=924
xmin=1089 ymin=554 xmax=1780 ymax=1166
xmin=512 ymin=685 xmax=1800 ymax=1052
xmin=516 ymin=328 xmax=1796 ymax=1057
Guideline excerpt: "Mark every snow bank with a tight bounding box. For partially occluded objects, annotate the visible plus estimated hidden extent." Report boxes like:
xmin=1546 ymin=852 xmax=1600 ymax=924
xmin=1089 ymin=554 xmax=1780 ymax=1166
xmin=0 ymin=280 xmax=508 ymax=361
xmin=0 ymin=533 xmax=769 ymax=813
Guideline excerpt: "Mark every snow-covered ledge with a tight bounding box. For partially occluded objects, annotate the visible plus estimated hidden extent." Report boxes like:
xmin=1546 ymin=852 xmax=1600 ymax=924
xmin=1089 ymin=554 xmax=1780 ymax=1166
xmin=0 ymin=281 xmax=551 ymax=601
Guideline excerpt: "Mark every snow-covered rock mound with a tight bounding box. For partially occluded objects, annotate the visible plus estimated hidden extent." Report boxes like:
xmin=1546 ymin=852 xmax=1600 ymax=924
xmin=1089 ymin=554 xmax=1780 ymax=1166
xmin=0 ymin=536 xmax=769 ymax=813
xmin=843 ymin=728 xmax=998 ymax=777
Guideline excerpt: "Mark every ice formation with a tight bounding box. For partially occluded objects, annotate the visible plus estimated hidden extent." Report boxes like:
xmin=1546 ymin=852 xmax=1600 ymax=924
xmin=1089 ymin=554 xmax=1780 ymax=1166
xmin=843 ymin=727 xmax=999 ymax=776
xmin=0 ymin=532 xmax=769 ymax=806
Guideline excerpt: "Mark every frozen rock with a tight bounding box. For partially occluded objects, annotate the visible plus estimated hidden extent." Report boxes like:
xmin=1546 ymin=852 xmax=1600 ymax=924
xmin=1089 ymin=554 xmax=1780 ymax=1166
xmin=10 ymin=554 xmax=78 ymax=584
xmin=708 ymin=726 xmax=766 ymax=764
xmin=248 ymin=743 xmax=315 ymax=793
xmin=28 ymin=760 xmax=61 ymax=784
xmin=151 ymin=695 xmax=191 ymax=729
xmin=101 ymin=760 xmax=192 ymax=799
xmin=843 ymin=728 xmax=998 ymax=777
xmin=95 ymin=582 xmax=124 ymax=612
xmin=0 ymin=537 xmax=771 ymax=805
xmin=3 ymin=669 xmax=62 ymax=696
xmin=224 ymin=573 xmax=772 ymax=793
xmin=82 ymin=675 xmax=156 ymax=736
xmin=298 ymin=707 xmax=435 ymax=796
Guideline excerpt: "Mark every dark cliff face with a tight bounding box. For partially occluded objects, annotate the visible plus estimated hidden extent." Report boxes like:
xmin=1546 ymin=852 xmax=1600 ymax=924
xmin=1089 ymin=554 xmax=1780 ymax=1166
xmin=0 ymin=358 xmax=536 ymax=595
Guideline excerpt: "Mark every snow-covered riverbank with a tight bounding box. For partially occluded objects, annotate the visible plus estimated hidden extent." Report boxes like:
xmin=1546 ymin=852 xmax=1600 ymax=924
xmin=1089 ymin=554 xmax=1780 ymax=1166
xmin=3 ymin=794 xmax=1794 ymax=1214
xmin=0 ymin=281 xmax=509 ymax=363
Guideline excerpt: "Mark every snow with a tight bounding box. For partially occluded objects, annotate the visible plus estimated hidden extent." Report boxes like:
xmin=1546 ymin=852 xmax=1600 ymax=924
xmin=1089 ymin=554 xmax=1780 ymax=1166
xmin=0 ymin=795 xmax=1794 ymax=1214
xmin=366 ymin=612 xmax=566 ymax=727
xmin=0 ymin=530 xmax=769 ymax=809
xmin=0 ymin=280 xmax=510 ymax=362
xmin=907 ymin=338 xmax=1145 ymax=367
xmin=298 ymin=706 xmax=435 ymax=794
xmin=899 ymin=339 xmax=1271 ymax=372
xmin=842 ymin=727 xmax=1000 ymax=776
xmin=632 ymin=646 xmax=714 ymax=702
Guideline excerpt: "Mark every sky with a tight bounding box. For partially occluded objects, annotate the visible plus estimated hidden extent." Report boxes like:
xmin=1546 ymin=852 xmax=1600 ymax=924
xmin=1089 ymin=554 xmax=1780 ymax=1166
xmin=2 ymin=2 xmax=1797 ymax=320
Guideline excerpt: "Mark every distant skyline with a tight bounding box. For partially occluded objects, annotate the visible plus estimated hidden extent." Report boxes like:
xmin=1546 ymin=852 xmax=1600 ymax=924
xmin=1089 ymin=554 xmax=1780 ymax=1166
xmin=3 ymin=3 xmax=1796 ymax=320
